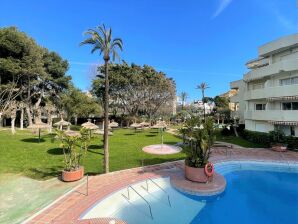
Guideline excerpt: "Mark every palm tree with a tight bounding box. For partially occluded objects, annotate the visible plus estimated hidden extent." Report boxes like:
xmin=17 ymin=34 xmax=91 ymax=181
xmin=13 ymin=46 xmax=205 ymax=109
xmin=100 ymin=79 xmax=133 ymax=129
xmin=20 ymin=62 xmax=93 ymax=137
xmin=81 ymin=24 xmax=123 ymax=173
xmin=196 ymin=82 xmax=209 ymax=121
xmin=180 ymin=92 xmax=188 ymax=110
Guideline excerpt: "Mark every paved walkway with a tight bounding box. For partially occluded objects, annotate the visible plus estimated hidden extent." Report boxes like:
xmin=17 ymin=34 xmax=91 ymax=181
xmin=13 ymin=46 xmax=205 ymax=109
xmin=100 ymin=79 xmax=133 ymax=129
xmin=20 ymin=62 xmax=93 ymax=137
xmin=26 ymin=147 xmax=298 ymax=224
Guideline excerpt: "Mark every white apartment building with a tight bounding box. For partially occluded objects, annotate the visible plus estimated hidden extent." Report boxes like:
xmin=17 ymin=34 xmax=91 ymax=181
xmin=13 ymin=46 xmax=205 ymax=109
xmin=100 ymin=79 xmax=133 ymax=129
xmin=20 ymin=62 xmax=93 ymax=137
xmin=230 ymin=34 xmax=298 ymax=137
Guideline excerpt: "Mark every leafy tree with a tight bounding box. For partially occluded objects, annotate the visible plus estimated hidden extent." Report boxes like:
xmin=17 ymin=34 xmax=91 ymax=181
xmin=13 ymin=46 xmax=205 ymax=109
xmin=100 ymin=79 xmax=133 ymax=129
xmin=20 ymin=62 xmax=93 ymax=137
xmin=61 ymin=86 xmax=101 ymax=124
xmin=0 ymin=27 xmax=71 ymax=130
xmin=92 ymin=62 xmax=176 ymax=120
xmin=214 ymin=95 xmax=229 ymax=109
xmin=213 ymin=95 xmax=230 ymax=124
xmin=0 ymin=27 xmax=44 ymax=127
xmin=81 ymin=24 xmax=123 ymax=173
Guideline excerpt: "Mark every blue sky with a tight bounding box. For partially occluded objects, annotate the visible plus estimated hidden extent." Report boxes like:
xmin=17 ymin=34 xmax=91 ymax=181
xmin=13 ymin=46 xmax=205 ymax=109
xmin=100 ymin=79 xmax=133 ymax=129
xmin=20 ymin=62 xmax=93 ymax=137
xmin=0 ymin=0 xmax=297 ymax=101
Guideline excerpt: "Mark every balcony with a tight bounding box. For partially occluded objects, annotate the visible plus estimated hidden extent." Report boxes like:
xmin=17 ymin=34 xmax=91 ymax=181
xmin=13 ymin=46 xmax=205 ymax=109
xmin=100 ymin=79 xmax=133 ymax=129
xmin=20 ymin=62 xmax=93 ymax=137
xmin=244 ymin=58 xmax=298 ymax=81
xmin=243 ymin=84 xmax=298 ymax=100
xmin=246 ymin=57 xmax=269 ymax=69
xmin=230 ymin=80 xmax=242 ymax=89
xmin=244 ymin=110 xmax=298 ymax=122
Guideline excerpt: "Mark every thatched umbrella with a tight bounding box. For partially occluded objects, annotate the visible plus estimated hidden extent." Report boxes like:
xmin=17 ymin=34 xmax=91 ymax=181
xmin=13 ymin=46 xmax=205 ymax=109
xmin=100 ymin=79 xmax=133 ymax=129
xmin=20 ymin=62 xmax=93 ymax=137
xmin=81 ymin=119 xmax=99 ymax=137
xmin=130 ymin=123 xmax=143 ymax=133
xmin=53 ymin=119 xmax=71 ymax=131
xmin=27 ymin=121 xmax=50 ymax=143
xmin=94 ymin=129 xmax=113 ymax=136
xmin=109 ymin=121 xmax=119 ymax=128
xmin=140 ymin=121 xmax=150 ymax=127
xmin=151 ymin=121 xmax=167 ymax=146
xmin=152 ymin=121 xmax=167 ymax=129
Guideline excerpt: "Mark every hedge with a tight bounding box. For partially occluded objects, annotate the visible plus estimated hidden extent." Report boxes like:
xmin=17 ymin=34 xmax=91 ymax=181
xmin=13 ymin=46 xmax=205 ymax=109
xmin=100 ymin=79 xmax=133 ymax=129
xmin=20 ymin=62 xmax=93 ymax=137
xmin=241 ymin=129 xmax=298 ymax=149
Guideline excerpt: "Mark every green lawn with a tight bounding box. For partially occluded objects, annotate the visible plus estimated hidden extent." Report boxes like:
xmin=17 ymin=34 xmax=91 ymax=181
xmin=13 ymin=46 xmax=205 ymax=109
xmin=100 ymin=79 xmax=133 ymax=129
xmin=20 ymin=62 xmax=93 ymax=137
xmin=0 ymin=128 xmax=185 ymax=180
xmin=215 ymin=133 xmax=267 ymax=148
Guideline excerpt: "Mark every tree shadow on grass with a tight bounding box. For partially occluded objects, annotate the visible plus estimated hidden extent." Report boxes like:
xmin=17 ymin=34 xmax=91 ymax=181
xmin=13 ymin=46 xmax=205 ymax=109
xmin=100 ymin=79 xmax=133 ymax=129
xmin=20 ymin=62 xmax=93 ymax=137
xmin=47 ymin=148 xmax=63 ymax=155
xmin=87 ymin=149 xmax=104 ymax=155
xmin=21 ymin=138 xmax=45 ymax=143
xmin=88 ymin=144 xmax=103 ymax=150
xmin=149 ymin=130 xmax=158 ymax=134
xmin=145 ymin=134 xmax=156 ymax=137
xmin=26 ymin=167 xmax=62 ymax=180
xmin=124 ymin=133 xmax=135 ymax=136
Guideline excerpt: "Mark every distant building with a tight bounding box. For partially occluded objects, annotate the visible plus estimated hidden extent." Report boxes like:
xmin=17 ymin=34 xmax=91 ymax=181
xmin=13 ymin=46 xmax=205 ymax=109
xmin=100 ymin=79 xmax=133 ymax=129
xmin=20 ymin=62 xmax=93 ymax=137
xmin=230 ymin=34 xmax=298 ymax=136
xmin=219 ymin=89 xmax=238 ymax=111
xmin=193 ymin=100 xmax=214 ymax=114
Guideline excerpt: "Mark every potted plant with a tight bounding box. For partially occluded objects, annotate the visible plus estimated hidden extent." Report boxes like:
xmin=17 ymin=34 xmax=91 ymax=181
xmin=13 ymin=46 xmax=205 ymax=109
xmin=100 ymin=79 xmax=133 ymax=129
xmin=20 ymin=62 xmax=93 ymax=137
xmin=269 ymin=130 xmax=287 ymax=152
xmin=180 ymin=117 xmax=215 ymax=183
xmin=56 ymin=128 xmax=90 ymax=181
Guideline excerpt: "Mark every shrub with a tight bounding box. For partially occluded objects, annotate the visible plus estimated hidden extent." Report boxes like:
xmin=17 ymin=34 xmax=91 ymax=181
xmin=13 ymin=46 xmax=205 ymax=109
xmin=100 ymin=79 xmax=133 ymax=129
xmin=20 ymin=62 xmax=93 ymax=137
xmin=221 ymin=127 xmax=233 ymax=136
xmin=182 ymin=117 xmax=216 ymax=168
xmin=241 ymin=129 xmax=298 ymax=149
xmin=285 ymin=136 xmax=298 ymax=150
xmin=241 ymin=130 xmax=271 ymax=147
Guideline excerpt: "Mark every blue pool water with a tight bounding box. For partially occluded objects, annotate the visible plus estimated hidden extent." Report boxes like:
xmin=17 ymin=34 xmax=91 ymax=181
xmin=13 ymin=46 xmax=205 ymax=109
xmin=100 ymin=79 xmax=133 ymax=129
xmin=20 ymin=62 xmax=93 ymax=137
xmin=189 ymin=170 xmax=298 ymax=224
xmin=81 ymin=162 xmax=298 ymax=224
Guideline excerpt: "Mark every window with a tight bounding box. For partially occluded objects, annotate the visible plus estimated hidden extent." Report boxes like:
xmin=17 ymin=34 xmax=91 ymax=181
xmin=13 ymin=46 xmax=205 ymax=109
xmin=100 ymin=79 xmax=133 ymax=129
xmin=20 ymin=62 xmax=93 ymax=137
xmin=256 ymin=104 xmax=266 ymax=110
xmin=290 ymin=126 xmax=295 ymax=136
xmin=280 ymin=77 xmax=298 ymax=86
xmin=282 ymin=102 xmax=298 ymax=110
xmin=282 ymin=102 xmax=292 ymax=110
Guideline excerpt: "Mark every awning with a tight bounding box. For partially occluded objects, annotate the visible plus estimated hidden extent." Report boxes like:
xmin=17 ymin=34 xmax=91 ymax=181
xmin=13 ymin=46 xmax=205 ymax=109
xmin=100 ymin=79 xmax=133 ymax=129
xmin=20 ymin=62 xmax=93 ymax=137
xmin=267 ymin=95 xmax=298 ymax=101
xmin=268 ymin=120 xmax=298 ymax=126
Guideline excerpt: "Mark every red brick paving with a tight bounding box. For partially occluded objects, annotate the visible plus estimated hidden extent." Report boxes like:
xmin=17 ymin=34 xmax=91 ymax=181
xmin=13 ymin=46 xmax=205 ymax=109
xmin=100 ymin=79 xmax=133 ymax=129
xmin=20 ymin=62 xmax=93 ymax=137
xmin=26 ymin=147 xmax=298 ymax=224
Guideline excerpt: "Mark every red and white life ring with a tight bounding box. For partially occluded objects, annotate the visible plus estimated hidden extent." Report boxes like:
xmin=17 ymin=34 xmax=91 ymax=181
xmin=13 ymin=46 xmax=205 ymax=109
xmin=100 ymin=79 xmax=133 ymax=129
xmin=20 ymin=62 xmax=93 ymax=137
xmin=204 ymin=162 xmax=214 ymax=177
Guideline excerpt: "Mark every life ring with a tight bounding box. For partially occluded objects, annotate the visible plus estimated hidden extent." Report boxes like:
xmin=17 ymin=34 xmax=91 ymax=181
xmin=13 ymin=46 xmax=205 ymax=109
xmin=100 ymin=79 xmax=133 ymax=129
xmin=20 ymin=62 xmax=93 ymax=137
xmin=204 ymin=162 xmax=214 ymax=177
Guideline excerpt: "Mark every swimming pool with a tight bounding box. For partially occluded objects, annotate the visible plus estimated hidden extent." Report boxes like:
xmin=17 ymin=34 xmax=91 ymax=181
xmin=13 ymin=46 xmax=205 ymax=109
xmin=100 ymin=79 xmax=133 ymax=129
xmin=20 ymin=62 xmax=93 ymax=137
xmin=81 ymin=161 xmax=298 ymax=224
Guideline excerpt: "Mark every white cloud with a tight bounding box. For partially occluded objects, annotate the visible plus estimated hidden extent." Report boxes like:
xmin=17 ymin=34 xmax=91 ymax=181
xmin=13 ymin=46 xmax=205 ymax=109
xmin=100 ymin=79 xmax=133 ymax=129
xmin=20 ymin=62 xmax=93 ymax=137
xmin=212 ymin=0 xmax=233 ymax=19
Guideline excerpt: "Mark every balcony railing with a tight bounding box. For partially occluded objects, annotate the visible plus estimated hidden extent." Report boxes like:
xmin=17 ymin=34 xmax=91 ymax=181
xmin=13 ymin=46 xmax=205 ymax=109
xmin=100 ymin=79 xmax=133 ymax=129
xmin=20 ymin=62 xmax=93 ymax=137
xmin=245 ymin=110 xmax=298 ymax=122
xmin=244 ymin=58 xmax=298 ymax=81
xmin=246 ymin=57 xmax=269 ymax=69
xmin=243 ymin=84 xmax=298 ymax=100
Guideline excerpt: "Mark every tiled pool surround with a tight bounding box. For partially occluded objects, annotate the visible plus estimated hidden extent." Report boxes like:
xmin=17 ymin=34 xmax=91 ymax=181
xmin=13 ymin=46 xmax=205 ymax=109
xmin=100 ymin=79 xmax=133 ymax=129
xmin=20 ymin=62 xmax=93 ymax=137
xmin=25 ymin=147 xmax=298 ymax=224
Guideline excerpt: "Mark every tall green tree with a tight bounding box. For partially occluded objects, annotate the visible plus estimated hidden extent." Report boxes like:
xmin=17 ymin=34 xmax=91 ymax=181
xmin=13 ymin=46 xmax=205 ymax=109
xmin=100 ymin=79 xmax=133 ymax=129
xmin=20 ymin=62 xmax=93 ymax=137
xmin=81 ymin=24 xmax=123 ymax=173
xmin=92 ymin=62 xmax=176 ymax=119
xmin=196 ymin=82 xmax=209 ymax=121
xmin=0 ymin=27 xmax=71 ymax=131
xmin=61 ymin=85 xmax=101 ymax=124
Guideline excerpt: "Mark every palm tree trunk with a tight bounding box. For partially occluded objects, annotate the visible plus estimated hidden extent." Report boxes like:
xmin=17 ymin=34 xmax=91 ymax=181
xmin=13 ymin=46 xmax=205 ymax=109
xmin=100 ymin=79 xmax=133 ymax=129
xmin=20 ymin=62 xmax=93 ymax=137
xmin=103 ymin=60 xmax=110 ymax=173
xmin=202 ymin=90 xmax=206 ymax=121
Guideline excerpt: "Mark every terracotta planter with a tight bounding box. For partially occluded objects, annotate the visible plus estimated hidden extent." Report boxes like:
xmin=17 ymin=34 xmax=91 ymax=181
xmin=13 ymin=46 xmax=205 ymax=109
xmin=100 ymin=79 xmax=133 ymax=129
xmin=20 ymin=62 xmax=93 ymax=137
xmin=185 ymin=164 xmax=208 ymax=183
xmin=271 ymin=144 xmax=287 ymax=152
xmin=62 ymin=166 xmax=84 ymax=182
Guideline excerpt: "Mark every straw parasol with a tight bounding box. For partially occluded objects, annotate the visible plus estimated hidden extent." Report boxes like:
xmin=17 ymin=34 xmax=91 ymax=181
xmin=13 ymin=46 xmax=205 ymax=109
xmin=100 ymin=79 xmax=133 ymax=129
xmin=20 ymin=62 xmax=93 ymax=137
xmin=151 ymin=121 xmax=167 ymax=145
xmin=53 ymin=119 xmax=71 ymax=130
xmin=27 ymin=121 xmax=50 ymax=143
xmin=81 ymin=119 xmax=99 ymax=137
xmin=94 ymin=129 xmax=113 ymax=136
xmin=109 ymin=121 xmax=119 ymax=128
xmin=130 ymin=123 xmax=143 ymax=132
xmin=152 ymin=121 xmax=167 ymax=129
xmin=140 ymin=121 xmax=150 ymax=127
